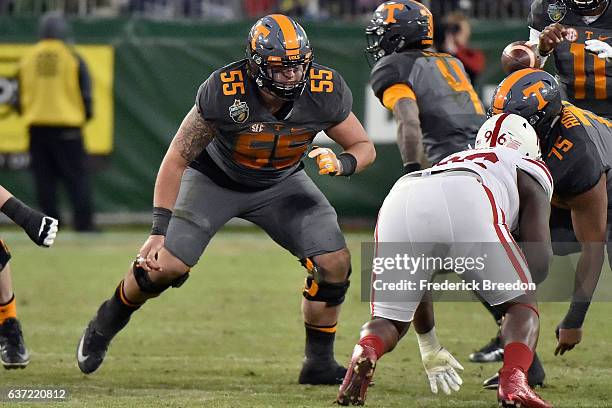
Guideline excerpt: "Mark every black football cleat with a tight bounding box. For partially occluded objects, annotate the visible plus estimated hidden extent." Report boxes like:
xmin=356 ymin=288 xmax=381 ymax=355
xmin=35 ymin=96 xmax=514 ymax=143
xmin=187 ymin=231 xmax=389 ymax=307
xmin=0 ymin=318 xmax=30 ymax=369
xmin=298 ymin=358 xmax=347 ymax=385
xmin=77 ymin=320 xmax=112 ymax=374
xmin=469 ymin=334 xmax=504 ymax=363
xmin=484 ymin=353 xmax=545 ymax=390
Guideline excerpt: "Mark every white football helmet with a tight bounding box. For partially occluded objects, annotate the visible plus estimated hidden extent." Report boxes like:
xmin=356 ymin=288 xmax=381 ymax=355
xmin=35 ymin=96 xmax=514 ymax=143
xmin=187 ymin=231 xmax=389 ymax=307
xmin=475 ymin=113 xmax=541 ymax=159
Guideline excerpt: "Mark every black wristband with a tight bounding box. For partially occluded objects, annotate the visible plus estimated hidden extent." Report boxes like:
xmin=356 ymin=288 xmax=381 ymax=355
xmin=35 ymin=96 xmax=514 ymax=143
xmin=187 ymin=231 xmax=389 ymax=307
xmin=337 ymin=152 xmax=357 ymax=177
xmin=536 ymin=45 xmax=552 ymax=57
xmin=1 ymin=197 xmax=35 ymax=230
xmin=403 ymin=162 xmax=421 ymax=174
xmin=151 ymin=207 xmax=172 ymax=236
xmin=561 ymin=302 xmax=590 ymax=329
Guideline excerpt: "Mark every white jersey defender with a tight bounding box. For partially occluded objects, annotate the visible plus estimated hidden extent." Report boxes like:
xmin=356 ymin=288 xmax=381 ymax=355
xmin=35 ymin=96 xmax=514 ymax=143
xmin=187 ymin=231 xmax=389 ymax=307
xmin=373 ymin=114 xmax=553 ymax=322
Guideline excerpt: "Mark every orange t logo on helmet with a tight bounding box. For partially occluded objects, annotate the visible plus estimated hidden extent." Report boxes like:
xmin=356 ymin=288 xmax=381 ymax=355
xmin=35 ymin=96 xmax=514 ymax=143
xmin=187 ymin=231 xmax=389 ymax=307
xmin=383 ymin=4 xmax=405 ymax=23
xmin=250 ymin=24 xmax=270 ymax=51
xmin=522 ymin=82 xmax=548 ymax=110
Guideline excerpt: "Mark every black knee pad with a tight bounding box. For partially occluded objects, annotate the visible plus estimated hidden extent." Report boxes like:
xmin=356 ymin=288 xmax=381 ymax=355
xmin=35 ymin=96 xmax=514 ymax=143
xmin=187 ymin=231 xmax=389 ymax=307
xmin=132 ymin=261 xmax=189 ymax=295
xmin=301 ymin=258 xmax=350 ymax=306
xmin=0 ymin=240 xmax=11 ymax=272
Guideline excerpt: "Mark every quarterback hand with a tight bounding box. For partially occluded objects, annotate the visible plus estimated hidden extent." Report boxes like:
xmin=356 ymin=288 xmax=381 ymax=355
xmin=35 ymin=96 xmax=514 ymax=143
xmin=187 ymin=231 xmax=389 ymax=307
xmin=585 ymin=39 xmax=612 ymax=60
xmin=421 ymin=347 xmax=464 ymax=395
xmin=26 ymin=213 xmax=58 ymax=247
xmin=539 ymin=23 xmax=567 ymax=55
xmin=555 ymin=325 xmax=582 ymax=356
xmin=137 ymin=235 xmax=165 ymax=272
xmin=308 ymin=146 xmax=341 ymax=176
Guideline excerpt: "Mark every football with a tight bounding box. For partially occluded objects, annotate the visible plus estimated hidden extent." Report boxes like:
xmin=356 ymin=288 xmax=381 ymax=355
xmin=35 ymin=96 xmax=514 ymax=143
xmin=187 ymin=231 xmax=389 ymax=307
xmin=500 ymin=41 xmax=541 ymax=74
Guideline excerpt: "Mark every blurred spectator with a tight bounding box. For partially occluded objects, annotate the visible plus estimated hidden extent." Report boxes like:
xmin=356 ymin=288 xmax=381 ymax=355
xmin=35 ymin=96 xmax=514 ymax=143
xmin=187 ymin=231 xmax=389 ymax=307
xmin=280 ymin=0 xmax=306 ymax=16
xmin=438 ymin=12 xmax=485 ymax=82
xmin=0 ymin=0 xmax=15 ymax=13
xmin=357 ymin=0 xmax=379 ymax=14
xmin=16 ymin=12 xmax=96 ymax=231
xmin=244 ymin=0 xmax=276 ymax=18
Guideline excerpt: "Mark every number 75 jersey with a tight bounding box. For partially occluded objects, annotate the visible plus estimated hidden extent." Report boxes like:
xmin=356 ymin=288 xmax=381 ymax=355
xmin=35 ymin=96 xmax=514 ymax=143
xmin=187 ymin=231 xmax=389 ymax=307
xmin=193 ymin=59 xmax=352 ymax=188
xmin=425 ymin=147 xmax=554 ymax=231
xmin=370 ymin=50 xmax=486 ymax=164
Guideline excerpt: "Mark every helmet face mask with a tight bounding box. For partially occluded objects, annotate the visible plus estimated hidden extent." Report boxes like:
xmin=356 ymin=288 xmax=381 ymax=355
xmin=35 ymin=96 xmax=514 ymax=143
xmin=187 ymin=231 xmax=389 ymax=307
xmin=476 ymin=113 xmax=542 ymax=159
xmin=562 ymin=0 xmax=608 ymax=14
xmin=490 ymin=69 xmax=562 ymax=143
xmin=364 ymin=0 xmax=434 ymax=66
xmin=246 ymin=15 xmax=313 ymax=101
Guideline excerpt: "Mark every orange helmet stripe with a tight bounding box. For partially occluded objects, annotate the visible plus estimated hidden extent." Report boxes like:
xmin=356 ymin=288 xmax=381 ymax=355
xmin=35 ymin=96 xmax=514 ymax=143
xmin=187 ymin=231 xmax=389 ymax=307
xmin=492 ymin=68 xmax=540 ymax=114
xmin=270 ymin=14 xmax=300 ymax=56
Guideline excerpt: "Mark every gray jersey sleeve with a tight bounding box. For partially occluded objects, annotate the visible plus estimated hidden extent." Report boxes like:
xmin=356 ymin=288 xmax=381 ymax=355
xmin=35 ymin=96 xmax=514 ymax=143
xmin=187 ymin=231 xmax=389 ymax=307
xmin=196 ymin=75 xmax=222 ymax=121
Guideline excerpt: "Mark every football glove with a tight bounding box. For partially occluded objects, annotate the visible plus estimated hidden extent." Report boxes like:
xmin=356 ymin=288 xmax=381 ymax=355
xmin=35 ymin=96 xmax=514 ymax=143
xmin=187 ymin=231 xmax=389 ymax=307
xmin=1 ymin=197 xmax=59 ymax=247
xmin=585 ymin=39 xmax=612 ymax=60
xmin=421 ymin=347 xmax=464 ymax=395
xmin=308 ymin=146 xmax=341 ymax=176
xmin=23 ymin=213 xmax=58 ymax=247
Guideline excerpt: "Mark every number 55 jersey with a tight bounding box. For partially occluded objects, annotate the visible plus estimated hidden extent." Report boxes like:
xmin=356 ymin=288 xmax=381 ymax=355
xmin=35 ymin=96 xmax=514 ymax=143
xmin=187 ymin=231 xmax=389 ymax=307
xmin=192 ymin=59 xmax=352 ymax=189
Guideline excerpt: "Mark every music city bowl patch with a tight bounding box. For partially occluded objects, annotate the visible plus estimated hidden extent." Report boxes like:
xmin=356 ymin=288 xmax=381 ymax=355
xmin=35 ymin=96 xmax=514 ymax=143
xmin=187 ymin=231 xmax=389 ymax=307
xmin=548 ymin=1 xmax=567 ymax=22
xmin=229 ymin=99 xmax=249 ymax=123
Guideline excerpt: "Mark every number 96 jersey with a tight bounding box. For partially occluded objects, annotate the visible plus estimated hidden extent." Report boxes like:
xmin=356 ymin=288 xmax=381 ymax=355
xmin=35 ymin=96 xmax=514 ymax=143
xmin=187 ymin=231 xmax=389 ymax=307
xmin=422 ymin=147 xmax=553 ymax=231
xmin=192 ymin=59 xmax=352 ymax=188
xmin=529 ymin=0 xmax=612 ymax=118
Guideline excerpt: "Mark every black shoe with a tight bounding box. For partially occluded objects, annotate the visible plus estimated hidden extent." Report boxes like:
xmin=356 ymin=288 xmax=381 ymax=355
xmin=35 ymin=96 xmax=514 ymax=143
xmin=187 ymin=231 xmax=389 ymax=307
xmin=298 ymin=358 xmax=347 ymax=385
xmin=483 ymin=353 xmax=546 ymax=390
xmin=469 ymin=334 xmax=503 ymax=363
xmin=76 ymin=321 xmax=112 ymax=374
xmin=0 ymin=318 xmax=30 ymax=369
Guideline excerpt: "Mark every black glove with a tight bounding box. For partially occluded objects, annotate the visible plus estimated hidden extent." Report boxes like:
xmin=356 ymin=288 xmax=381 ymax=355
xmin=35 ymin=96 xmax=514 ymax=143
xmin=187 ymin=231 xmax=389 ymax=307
xmin=1 ymin=197 xmax=59 ymax=247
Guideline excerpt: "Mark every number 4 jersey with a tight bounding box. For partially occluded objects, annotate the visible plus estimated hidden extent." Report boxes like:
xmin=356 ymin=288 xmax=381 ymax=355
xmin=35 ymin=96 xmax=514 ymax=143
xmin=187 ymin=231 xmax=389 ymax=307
xmin=192 ymin=59 xmax=352 ymax=189
xmin=421 ymin=147 xmax=554 ymax=231
xmin=369 ymin=50 xmax=487 ymax=164
xmin=529 ymin=0 xmax=612 ymax=118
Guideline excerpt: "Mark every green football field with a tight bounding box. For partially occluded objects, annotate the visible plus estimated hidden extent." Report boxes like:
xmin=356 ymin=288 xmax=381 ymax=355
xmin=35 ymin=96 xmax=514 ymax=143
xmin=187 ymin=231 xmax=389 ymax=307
xmin=1 ymin=229 xmax=611 ymax=407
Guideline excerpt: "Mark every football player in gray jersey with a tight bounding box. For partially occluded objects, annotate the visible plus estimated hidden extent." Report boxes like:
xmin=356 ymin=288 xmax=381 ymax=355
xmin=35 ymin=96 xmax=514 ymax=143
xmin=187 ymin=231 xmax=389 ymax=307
xmin=75 ymin=14 xmax=375 ymax=385
xmin=366 ymin=0 xmax=486 ymax=173
xmin=528 ymin=0 xmax=611 ymax=119
xmin=482 ymin=68 xmax=612 ymax=389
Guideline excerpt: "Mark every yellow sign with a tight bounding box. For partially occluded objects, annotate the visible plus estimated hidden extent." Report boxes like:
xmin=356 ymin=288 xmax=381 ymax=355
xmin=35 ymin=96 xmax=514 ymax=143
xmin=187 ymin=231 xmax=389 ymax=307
xmin=0 ymin=44 xmax=114 ymax=154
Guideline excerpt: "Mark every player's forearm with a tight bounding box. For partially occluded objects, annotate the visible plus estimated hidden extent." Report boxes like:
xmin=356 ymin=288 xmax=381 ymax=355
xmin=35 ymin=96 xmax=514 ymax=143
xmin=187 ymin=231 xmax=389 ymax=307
xmin=153 ymin=154 xmax=186 ymax=211
xmin=412 ymin=293 xmax=435 ymax=335
xmin=560 ymin=244 xmax=604 ymax=328
xmin=528 ymin=28 xmax=549 ymax=68
xmin=396 ymin=121 xmax=423 ymax=164
xmin=393 ymin=99 xmax=423 ymax=165
xmin=0 ymin=185 xmax=14 ymax=208
xmin=572 ymin=244 xmax=605 ymax=303
xmin=342 ymin=141 xmax=376 ymax=174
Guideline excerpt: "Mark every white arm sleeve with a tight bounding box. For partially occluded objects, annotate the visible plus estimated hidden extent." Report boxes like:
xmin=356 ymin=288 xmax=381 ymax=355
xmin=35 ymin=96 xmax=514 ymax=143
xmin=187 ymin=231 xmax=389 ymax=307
xmin=529 ymin=27 xmax=549 ymax=67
